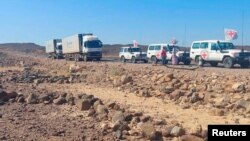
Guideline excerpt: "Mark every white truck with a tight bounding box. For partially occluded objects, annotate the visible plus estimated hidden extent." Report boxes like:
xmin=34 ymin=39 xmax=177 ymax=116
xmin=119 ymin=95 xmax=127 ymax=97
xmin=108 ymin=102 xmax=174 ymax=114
xmin=119 ymin=46 xmax=148 ymax=63
xmin=45 ymin=39 xmax=63 ymax=59
xmin=147 ymin=44 xmax=191 ymax=65
xmin=190 ymin=40 xmax=250 ymax=68
xmin=62 ymin=34 xmax=102 ymax=61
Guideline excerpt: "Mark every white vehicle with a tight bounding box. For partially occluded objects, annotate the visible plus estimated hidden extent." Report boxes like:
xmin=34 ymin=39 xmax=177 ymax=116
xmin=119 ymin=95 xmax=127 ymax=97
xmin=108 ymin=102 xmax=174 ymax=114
xmin=190 ymin=40 xmax=250 ymax=68
xmin=119 ymin=47 xmax=148 ymax=63
xmin=45 ymin=39 xmax=63 ymax=59
xmin=62 ymin=33 xmax=102 ymax=61
xmin=147 ymin=44 xmax=191 ymax=64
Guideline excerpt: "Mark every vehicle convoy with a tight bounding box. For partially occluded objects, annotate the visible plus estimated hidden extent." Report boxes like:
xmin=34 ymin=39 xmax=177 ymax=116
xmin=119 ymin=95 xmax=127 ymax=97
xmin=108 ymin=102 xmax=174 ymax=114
xmin=190 ymin=40 xmax=250 ymax=68
xmin=119 ymin=46 xmax=148 ymax=63
xmin=45 ymin=39 xmax=63 ymax=59
xmin=147 ymin=44 xmax=191 ymax=65
xmin=62 ymin=33 xmax=102 ymax=61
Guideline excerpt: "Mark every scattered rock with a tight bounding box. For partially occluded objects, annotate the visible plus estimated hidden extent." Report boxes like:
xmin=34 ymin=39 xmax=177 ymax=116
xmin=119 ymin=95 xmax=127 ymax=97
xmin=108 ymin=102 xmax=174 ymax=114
xmin=112 ymin=111 xmax=124 ymax=124
xmin=114 ymin=130 xmax=122 ymax=139
xmin=232 ymin=83 xmax=245 ymax=92
xmin=96 ymin=105 xmax=108 ymax=115
xmin=26 ymin=93 xmax=38 ymax=104
xmin=170 ymin=126 xmax=185 ymax=137
xmin=140 ymin=123 xmax=156 ymax=140
xmin=120 ymin=75 xmax=133 ymax=84
xmin=190 ymin=123 xmax=202 ymax=136
xmin=53 ymin=96 xmax=67 ymax=105
xmin=76 ymin=99 xmax=91 ymax=111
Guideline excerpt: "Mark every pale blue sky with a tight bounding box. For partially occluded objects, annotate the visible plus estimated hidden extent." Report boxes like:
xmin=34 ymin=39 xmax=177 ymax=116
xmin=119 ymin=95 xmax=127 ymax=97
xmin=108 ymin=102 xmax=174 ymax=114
xmin=0 ymin=0 xmax=249 ymax=46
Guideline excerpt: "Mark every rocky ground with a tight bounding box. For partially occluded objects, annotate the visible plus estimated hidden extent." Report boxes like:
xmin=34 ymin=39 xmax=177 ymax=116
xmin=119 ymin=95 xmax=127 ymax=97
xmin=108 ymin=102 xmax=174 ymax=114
xmin=0 ymin=49 xmax=250 ymax=141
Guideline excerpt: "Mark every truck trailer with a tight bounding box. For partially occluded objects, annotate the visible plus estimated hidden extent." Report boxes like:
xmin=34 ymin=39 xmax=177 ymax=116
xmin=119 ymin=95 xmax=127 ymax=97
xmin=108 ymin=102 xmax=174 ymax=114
xmin=45 ymin=39 xmax=63 ymax=59
xmin=62 ymin=34 xmax=102 ymax=61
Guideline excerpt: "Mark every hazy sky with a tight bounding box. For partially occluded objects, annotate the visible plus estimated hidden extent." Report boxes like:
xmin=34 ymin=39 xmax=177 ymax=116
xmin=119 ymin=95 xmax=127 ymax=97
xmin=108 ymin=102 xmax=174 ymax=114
xmin=0 ymin=0 xmax=249 ymax=46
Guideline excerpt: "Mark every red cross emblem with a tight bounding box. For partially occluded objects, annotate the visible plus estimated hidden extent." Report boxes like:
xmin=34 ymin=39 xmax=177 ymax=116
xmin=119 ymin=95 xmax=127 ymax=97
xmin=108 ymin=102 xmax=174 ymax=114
xmin=227 ymin=31 xmax=235 ymax=38
xmin=201 ymin=51 xmax=208 ymax=59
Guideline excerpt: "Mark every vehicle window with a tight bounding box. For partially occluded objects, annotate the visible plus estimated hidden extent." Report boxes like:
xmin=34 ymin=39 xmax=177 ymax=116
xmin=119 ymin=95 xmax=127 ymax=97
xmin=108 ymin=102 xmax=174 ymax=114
xmin=155 ymin=46 xmax=161 ymax=50
xmin=57 ymin=45 xmax=62 ymax=50
xmin=192 ymin=43 xmax=200 ymax=49
xmin=124 ymin=48 xmax=128 ymax=52
xmin=120 ymin=48 xmax=124 ymax=52
xmin=131 ymin=48 xmax=141 ymax=52
xmin=211 ymin=43 xmax=219 ymax=50
xmin=149 ymin=46 xmax=154 ymax=50
xmin=218 ymin=42 xmax=235 ymax=50
xmin=200 ymin=42 xmax=208 ymax=49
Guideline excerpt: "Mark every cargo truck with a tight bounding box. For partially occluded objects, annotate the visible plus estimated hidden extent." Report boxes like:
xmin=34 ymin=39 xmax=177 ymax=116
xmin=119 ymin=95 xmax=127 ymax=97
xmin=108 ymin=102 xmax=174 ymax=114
xmin=62 ymin=34 xmax=102 ymax=61
xmin=45 ymin=39 xmax=63 ymax=59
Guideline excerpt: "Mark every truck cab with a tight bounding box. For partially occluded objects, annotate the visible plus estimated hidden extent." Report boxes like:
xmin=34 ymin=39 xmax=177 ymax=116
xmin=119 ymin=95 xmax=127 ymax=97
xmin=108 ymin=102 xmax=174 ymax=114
xmin=190 ymin=40 xmax=250 ymax=68
xmin=62 ymin=34 xmax=102 ymax=61
xmin=119 ymin=47 xmax=148 ymax=63
xmin=82 ymin=35 xmax=103 ymax=61
xmin=45 ymin=39 xmax=64 ymax=59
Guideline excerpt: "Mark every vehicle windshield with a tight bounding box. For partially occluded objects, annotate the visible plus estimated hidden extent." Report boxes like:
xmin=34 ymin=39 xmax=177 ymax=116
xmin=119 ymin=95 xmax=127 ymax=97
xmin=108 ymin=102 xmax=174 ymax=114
xmin=85 ymin=40 xmax=102 ymax=48
xmin=128 ymin=47 xmax=141 ymax=52
xmin=164 ymin=45 xmax=180 ymax=52
xmin=218 ymin=42 xmax=235 ymax=50
xmin=57 ymin=45 xmax=62 ymax=50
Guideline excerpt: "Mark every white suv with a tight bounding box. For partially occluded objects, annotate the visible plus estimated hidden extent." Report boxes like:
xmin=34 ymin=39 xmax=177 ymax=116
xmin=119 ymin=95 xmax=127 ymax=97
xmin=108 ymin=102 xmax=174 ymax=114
xmin=190 ymin=40 xmax=250 ymax=68
xmin=147 ymin=44 xmax=191 ymax=64
xmin=119 ymin=47 xmax=148 ymax=63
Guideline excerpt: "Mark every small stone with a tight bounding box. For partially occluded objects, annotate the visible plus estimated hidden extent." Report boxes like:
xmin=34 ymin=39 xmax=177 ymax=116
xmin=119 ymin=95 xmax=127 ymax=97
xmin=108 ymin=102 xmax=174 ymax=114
xmin=112 ymin=111 xmax=124 ymax=124
xmin=170 ymin=126 xmax=185 ymax=137
xmin=232 ymin=83 xmax=245 ymax=92
xmin=88 ymin=109 xmax=96 ymax=117
xmin=120 ymin=75 xmax=133 ymax=84
xmin=114 ymin=130 xmax=122 ymax=139
xmin=17 ymin=96 xmax=25 ymax=103
xmin=26 ymin=93 xmax=38 ymax=104
xmin=76 ymin=99 xmax=91 ymax=111
xmin=53 ymin=96 xmax=67 ymax=105
xmin=96 ymin=105 xmax=108 ymax=115
xmin=140 ymin=123 xmax=156 ymax=139
xmin=190 ymin=123 xmax=202 ymax=136
xmin=107 ymin=101 xmax=116 ymax=109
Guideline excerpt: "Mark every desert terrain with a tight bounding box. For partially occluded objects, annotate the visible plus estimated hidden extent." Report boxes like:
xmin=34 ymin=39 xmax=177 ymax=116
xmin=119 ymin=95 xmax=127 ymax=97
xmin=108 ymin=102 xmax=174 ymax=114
xmin=0 ymin=45 xmax=250 ymax=141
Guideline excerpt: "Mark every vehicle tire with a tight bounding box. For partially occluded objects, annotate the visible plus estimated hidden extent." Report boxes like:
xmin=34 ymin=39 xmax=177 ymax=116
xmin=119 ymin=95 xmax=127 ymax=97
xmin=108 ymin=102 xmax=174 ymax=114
xmin=240 ymin=61 xmax=250 ymax=68
xmin=184 ymin=60 xmax=191 ymax=65
xmin=210 ymin=62 xmax=218 ymax=67
xmin=131 ymin=56 xmax=137 ymax=63
xmin=144 ymin=60 xmax=148 ymax=63
xmin=223 ymin=57 xmax=234 ymax=68
xmin=151 ymin=56 xmax=157 ymax=64
xmin=195 ymin=56 xmax=204 ymax=66
xmin=83 ymin=55 xmax=88 ymax=62
xmin=120 ymin=56 xmax=126 ymax=63
xmin=74 ymin=55 xmax=79 ymax=62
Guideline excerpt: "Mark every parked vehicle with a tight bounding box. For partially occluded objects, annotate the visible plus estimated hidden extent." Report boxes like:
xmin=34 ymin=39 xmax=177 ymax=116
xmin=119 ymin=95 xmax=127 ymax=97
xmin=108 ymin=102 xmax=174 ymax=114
xmin=119 ymin=46 xmax=148 ymax=63
xmin=147 ymin=44 xmax=191 ymax=64
xmin=62 ymin=34 xmax=102 ymax=61
xmin=45 ymin=39 xmax=63 ymax=59
xmin=190 ymin=40 xmax=250 ymax=68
